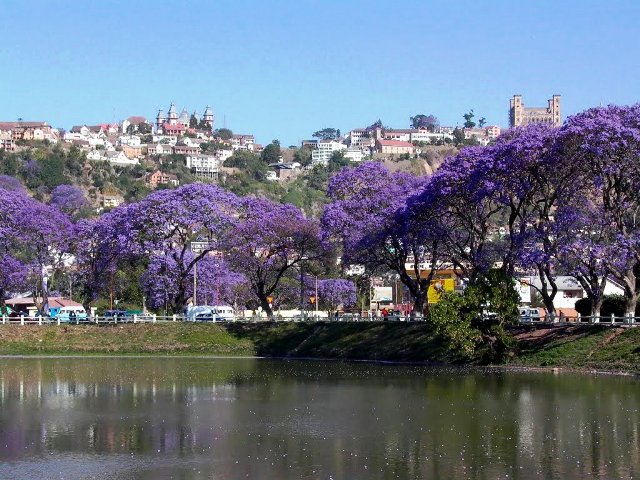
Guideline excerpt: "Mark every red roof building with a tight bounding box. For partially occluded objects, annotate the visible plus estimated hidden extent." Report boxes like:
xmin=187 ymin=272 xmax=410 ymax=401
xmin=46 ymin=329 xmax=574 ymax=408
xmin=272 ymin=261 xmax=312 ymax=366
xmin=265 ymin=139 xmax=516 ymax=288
xmin=376 ymin=139 xmax=415 ymax=155
xmin=162 ymin=123 xmax=186 ymax=135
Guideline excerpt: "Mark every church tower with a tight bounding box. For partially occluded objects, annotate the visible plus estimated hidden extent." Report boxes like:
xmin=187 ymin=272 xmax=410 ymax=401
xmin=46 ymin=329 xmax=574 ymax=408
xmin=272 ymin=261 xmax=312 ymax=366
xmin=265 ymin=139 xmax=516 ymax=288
xmin=167 ymin=103 xmax=178 ymax=125
xmin=155 ymin=109 xmax=166 ymax=133
xmin=203 ymin=105 xmax=214 ymax=130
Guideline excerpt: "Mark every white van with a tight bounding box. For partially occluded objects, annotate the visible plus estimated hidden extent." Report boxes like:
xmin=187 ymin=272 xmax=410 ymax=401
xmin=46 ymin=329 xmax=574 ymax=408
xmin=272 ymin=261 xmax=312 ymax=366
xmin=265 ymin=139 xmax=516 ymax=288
xmin=519 ymin=307 xmax=541 ymax=322
xmin=186 ymin=306 xmax=216 ymax=322
xmin=58 ymin=306 xmax=88 ymax=323
xmin=212 ymin=306 xmax=235 ymax=322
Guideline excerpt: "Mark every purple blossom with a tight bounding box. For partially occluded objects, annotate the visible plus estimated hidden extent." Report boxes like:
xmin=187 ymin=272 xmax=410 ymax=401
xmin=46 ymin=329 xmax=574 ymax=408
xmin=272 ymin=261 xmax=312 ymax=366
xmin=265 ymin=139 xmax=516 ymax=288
xmin=0 ymin=176 xmax=25 ymax=192
xmin=50 ymin=184 xmax=88 ymax=215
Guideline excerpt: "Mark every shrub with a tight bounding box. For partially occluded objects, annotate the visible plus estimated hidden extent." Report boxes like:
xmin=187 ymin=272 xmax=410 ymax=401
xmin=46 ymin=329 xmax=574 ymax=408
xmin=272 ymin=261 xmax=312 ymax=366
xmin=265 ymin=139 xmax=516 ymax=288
xmin=575 ymin=294 xmax=627 ymax=318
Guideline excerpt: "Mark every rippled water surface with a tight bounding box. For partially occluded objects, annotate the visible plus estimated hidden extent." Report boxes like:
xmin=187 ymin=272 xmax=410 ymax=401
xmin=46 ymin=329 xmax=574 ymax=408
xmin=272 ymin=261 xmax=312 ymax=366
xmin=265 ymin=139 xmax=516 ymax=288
xmin=0 ymin=357 xmax=638 ymax=479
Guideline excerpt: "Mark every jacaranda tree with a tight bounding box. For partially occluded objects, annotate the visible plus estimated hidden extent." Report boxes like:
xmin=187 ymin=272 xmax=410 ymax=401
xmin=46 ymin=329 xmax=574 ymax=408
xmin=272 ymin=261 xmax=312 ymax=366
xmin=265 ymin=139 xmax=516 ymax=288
xmin=557 ymin=104 xmax=640 ymax=314
xmin=323 ymin=162 xmax=437 ymax=314
xmin=0 ymin=188 xmax=73 ymax=312
xmin=224 ymin=196 xmax=323 ymax=318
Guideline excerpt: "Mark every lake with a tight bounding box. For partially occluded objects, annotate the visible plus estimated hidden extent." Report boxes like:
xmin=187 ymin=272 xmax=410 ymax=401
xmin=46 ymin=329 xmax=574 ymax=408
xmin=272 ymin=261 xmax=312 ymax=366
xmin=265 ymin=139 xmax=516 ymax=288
xmin=0 ymin=357 xmax=638 ymax=479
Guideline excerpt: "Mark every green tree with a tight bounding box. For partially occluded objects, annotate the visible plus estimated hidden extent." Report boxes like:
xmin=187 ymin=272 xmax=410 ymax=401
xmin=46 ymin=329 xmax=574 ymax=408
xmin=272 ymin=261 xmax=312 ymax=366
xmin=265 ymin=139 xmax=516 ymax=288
xmin=410 ymin=114 xmax=439 ymax=131
xmin=0 ymin=152 xmax=19 ymax=176
xmin=189 ymin=114 xmax=198 ymax=128
xmin=215 ymin=128 xmax=233 ymax=140
xmin=293 ymin=147 xmax=312 ymax=167
xmin=138 ymin=122 xmax=152 ymax=134
xmin=429 ymin=270 xmax=518 ymax=362
xmin=261 ymin=139 xmax=281 ymax=164
xmin=452 ymin=127 xmax=466 ymax=146
xmin=478 ymin=117 xmax=487 ymax=128
xmin=327 ymin=151 xmax=350 ymax=173
xmin=463 ymin=109 xmax=476 ymax=128
xmin=312 ymin=128 xmax=339 ymax=141
xmin=224 ymin=150 xmax=267 ymax=181
xmin=39 ymin=154 xmax=69 ymax=189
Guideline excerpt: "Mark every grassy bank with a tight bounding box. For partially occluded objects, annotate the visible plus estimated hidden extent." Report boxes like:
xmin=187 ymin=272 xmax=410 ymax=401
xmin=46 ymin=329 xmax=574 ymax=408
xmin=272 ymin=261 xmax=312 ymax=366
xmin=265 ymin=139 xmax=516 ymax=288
xmin=511 ymin=325 xmax=640 ymax=372
xmin=0 ymin=322 xmax=638 ymax=373
xmin=0 ymin=323 xmax=255 ymax=356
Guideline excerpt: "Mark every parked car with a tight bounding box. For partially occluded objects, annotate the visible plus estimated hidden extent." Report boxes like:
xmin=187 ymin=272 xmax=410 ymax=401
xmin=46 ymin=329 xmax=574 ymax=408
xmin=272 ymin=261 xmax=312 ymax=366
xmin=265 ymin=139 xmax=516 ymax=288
xmin=186 ymin=306 xmax=223 ymax=322
xmin=123 ymin=310 xmax=154 ymax=322
xmin=519 ymin=307 xmax=541 ymax=322
xmin=387 ymin=310 xmax=406 ymax=321
xmin=104 ymin=310 xmax=128 ymax=321
xmin=57 ymin=306 xmax=88 ymax=323
xmin=211 ymin=306 xmax=235 ymax=322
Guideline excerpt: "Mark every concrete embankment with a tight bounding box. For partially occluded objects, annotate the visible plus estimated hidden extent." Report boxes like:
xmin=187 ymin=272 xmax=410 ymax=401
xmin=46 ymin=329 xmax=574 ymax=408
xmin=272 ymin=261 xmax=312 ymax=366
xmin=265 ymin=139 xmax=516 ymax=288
xmin=0 ymin=322 xmax=638 ymax=373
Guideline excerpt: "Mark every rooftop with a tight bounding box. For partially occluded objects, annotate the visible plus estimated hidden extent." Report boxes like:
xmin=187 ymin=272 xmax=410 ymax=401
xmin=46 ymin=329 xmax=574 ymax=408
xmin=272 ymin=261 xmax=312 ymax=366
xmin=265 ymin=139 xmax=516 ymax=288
xmin=377 ymin=139 xmax=414 ymax=147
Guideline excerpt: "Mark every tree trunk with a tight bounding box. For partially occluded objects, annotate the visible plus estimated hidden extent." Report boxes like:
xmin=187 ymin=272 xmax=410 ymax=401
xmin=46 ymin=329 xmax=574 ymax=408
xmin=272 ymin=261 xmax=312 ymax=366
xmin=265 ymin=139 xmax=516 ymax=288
xmin=259 ymin=295 xmax=274 ymax=319
xmin=412 ymin=295 xmax=425 ymax=318
xmin=624 ymin=292 xmax=639 ymax=317
xmin=591 ymin=295 xmax=604 ymax=319
xmin=623 ymin=270 xmax=639 ymax=316
xmin=536 ymin=265 xmax=557 ymax=321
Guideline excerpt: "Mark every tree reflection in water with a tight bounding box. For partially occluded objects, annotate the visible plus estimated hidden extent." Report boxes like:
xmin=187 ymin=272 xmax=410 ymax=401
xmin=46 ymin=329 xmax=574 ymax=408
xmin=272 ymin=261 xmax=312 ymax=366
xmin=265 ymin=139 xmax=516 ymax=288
xmin=0 ymin=358 xmax=638 ymax=479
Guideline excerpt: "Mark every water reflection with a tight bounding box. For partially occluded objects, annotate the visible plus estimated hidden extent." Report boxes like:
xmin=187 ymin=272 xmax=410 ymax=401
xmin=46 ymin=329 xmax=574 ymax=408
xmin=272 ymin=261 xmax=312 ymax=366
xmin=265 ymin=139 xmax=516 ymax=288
xmin=0 ymin=358 xmax=638 ymax=479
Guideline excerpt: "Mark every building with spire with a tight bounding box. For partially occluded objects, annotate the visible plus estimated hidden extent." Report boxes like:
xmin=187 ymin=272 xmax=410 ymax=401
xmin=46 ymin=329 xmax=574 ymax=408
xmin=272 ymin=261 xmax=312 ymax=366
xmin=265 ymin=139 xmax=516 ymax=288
xmin=203 ymin=106 xmax=214 ymax=129
xmin=155 ymin=108 xmax=166 ymax=132
xmin=155 ymin=103 xmax=214 ymax=135
xmin=167 ymin=103 xmax=178 ymax=125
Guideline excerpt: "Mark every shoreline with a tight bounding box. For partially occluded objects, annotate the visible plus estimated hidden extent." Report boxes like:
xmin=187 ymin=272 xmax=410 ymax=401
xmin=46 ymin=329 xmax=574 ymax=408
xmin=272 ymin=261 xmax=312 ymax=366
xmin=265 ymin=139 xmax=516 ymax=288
xmin=1 ymin=353 xmax=638 ymax=378
xmin=0 ymin=322 xmax=638 ymax=375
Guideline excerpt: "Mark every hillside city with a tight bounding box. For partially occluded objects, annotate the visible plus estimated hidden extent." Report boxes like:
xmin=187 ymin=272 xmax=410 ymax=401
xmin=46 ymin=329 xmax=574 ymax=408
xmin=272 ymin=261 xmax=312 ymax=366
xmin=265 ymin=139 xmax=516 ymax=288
xmin=0 ymin=97 xmax=525 ymax=212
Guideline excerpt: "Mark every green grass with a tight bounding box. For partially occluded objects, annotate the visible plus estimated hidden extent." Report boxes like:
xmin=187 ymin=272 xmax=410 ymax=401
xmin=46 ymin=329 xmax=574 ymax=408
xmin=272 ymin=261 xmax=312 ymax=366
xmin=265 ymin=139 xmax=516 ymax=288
xmin=225 ymin=322 xmax=463 ymax=363
xmin=512 ymin=325 xmax=640 ymax=373
xmin=1 ymin=322 xmax=639 ymax=373
xmin=0 ymin=323 xmax=255 ymax=356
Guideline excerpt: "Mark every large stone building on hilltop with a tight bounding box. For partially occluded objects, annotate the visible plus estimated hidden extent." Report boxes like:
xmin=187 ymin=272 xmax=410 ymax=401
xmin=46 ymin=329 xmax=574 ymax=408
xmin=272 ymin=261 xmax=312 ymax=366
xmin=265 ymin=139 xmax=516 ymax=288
xmin=155 ymin=103 xmax=214 ymax=134
xmin=509 ymin=94 xmax=561 ymax=127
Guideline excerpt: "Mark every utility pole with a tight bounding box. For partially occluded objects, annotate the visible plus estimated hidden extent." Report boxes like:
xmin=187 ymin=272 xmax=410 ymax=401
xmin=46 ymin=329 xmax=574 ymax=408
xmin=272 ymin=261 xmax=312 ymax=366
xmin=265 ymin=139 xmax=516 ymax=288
xmin=193 ymin=261 xmax=197 ymax=306
xmin=300 ymin=263 xmax=304 ymax=318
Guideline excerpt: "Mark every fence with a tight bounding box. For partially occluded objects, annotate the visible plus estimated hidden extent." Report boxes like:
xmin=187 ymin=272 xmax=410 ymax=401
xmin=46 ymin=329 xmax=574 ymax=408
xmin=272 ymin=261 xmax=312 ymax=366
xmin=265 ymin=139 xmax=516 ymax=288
xmin=1 ymin=313 xmax=639 ymax=326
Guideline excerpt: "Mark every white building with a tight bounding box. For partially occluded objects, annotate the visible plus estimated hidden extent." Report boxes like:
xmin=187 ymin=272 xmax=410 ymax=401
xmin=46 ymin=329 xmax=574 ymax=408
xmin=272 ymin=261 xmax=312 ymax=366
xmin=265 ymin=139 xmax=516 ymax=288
xmin=151 ymin=134 xmax=178 ymax=145
xmin=486 ymin=125 xmax=501 ymax=139
xmin=344 ymin=147 xmax=367 ymax=163
xmin=105 ymin=151 xmax=139 ymax=166
xmin=311 ymin=140 xmax=347 ymax=165
xmin=230 ymin=134 xmax=255 ymax=151
xmin=86 ymin=150 xmax=105 ymax=161
xmin=147 ymin=143 xmax=173 ymax=156
xmin=102 ymin=195 xmax=124 ymax=208
xmin=518 ymin=276 xmax=625 ymax=310
xmin=409 ymin=130 xmax=453 ymax=144
xmin=347 ymin=129 xmax=375 ymax=148
xmin=185 ymin=154 xmax=219 ymax=179
xmin=384 ymin=129 xmax=412 ymax=142
xmin=118 ymin=134 xmax=141 ymax=147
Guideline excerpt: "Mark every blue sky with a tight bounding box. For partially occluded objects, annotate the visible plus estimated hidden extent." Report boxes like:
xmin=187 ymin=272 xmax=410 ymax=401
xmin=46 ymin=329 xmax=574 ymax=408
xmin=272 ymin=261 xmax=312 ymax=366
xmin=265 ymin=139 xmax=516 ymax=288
xmin=1 ymin=0 xmax=638 ymax=145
